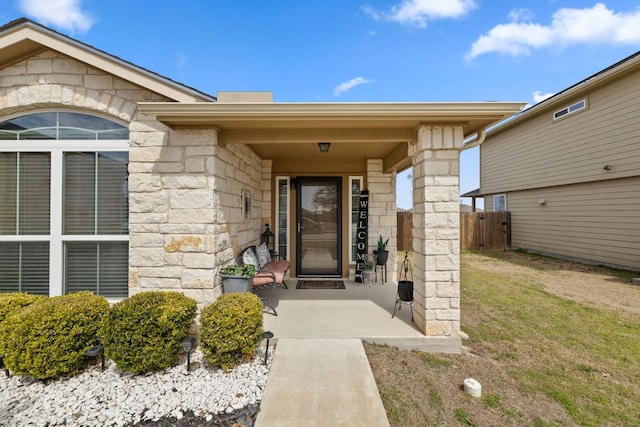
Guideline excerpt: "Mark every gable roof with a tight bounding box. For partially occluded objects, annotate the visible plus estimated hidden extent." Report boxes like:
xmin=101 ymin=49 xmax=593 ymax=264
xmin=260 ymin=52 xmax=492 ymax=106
xmin=0 ymin=18 xmax=216 ymax=102
xmin=488 ymin=49 xmax=640 ymax=136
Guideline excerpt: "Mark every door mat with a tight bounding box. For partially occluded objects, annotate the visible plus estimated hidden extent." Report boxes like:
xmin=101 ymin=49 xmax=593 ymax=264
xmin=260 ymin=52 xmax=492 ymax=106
xmin=296 ymin=280 xmax=345 ymax=289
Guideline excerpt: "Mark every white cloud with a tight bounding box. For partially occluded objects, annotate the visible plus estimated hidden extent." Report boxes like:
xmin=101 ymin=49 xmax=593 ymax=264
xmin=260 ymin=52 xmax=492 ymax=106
xmin=533 ymin=91 xmax=555 ymax=103
xmin=365 ymin=0 xmax=477 ymax=28
xmin=333 ymin=77 xmax=372 ymax=96
xmin=508 ymin=8 xmax=534 ymax=23
xmin=19 ymin=0 xmax=94 ymax=33
xmin=467 ymin=3 xmax=640 ymax=59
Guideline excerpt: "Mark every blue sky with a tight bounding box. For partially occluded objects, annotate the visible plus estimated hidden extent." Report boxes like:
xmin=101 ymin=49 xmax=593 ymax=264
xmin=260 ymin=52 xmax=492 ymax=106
xmin=3 ymin=0 xmax=640 ymax=208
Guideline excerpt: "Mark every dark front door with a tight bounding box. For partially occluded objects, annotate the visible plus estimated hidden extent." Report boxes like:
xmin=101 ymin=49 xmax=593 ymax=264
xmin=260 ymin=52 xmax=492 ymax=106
xmin=296 ymin=177 xmax=342 ymax=276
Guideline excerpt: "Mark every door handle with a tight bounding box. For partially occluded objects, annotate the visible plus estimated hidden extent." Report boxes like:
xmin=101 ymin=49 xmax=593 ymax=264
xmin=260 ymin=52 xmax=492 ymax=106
xmin=298 ymin=222 xmax=302 ymax=233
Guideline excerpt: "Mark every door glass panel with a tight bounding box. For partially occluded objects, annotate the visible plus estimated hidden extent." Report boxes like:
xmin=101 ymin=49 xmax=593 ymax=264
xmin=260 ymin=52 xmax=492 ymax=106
xmin=298 ymin=178 xmax=341 ymax=275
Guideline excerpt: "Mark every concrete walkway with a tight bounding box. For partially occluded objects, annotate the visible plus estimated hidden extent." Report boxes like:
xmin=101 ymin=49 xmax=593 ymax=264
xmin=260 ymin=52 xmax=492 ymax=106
xmin=255 ymin=338 xmax=390 ymax=427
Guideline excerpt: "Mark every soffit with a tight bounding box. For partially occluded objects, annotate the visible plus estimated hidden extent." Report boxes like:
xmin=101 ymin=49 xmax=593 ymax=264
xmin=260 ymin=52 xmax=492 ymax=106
xmin=139 ymin=101 xmax=525 ymax=172
xmin=0 ymin=18 xmax=215 ymax=102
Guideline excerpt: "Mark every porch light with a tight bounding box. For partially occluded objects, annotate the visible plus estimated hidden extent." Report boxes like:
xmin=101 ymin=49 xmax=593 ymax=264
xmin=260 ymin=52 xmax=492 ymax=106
xmin=262 ymin=224 xmax=274 ymax=249
xmin=262 ymin=331 xmax=274 ymax=365
xmin=182 ymin=336 xmax=196 ymax=372
xmin=86 ymin=344 xmax=105 ymax=372
xmin=318 ymin=142 xmax=331 ymax=153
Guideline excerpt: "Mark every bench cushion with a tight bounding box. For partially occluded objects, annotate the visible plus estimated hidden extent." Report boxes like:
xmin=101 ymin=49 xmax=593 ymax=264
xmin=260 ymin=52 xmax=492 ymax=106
xmin=251 ymin=260 xmax=289 ymax=287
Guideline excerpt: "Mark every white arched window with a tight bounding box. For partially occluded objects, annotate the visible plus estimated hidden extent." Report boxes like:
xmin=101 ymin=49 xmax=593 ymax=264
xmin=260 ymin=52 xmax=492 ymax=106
xmin=0 ymin=111 xmax=129 ymax=298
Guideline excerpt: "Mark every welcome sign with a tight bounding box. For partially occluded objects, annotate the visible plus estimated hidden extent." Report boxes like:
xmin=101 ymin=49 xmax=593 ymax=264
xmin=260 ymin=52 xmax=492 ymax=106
xmin=355 ymin=190 xmax=369 ymax=283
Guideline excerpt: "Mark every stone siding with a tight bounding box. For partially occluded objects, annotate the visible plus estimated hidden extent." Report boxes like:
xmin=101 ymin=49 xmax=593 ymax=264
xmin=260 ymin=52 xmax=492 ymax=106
xmin=366 ymin=160 xmax=397 ymax=282
xmin=410 ymin=126 xmax=463 ymax=336
xmin=0 ymin=50 xmax=162 ymax=120
xmin=129 ymin=127 xmax=265 ymax=309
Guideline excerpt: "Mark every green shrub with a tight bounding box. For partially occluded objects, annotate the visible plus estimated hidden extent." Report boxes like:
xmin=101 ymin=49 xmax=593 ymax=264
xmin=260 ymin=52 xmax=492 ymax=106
xmin=0 ymin=291 xmax=109 ymax=379
xmin=200 ymin=292 xmax=263 ymax=370
xmin=102 ymin=291 xmax=197 ymax=373
xmin=0 ymin=292 xmax=48 ymax=356
xmin=0 ymin=293 xmax=47 ymax=324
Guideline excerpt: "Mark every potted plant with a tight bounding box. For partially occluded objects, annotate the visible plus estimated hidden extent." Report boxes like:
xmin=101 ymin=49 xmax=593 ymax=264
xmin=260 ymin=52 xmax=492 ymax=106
xmin=361 ymin=260 xmax=376 ymax=285
xmin=219 ymin=264 xmax=256 ymax=294
xmin=362 ymin=260 xmax=375 ymax=271
xmin=373 ymin=236 xmax=389 ymax=266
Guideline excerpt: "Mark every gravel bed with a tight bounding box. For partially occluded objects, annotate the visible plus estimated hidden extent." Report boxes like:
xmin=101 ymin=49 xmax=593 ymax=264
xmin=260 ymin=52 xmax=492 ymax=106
xmin=0 ymin=348 xmax=271 ymax=427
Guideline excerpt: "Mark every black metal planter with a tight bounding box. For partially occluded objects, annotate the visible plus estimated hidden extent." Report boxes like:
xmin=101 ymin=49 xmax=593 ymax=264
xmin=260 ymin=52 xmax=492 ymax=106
xmin=392 ymin=252 xmax=414 ymax=322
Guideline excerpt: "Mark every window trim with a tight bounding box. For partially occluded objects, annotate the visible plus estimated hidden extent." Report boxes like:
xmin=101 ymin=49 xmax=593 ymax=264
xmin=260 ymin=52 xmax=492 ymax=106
xmin=0 ymin=139 xmax=128 ymax=297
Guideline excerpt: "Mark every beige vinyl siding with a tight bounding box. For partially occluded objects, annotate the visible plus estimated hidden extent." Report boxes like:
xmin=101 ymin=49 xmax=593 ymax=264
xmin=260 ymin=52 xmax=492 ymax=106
xmin=481 ymin=69 xmax=640 ymax=195
xmin=485 ymin=176 xmax=640 ymax=270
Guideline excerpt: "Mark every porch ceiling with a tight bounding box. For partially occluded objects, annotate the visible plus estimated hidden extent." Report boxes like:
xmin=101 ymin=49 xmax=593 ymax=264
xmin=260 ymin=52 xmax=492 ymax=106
xmin=138 ymin=101 xmax=525 ymax=172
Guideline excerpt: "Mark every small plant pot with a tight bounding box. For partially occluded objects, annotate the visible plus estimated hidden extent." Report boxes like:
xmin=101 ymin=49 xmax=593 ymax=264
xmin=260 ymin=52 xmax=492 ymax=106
xmin=374 ymin=250 xmax=389 ymax=266
xmin=398 ymin=280 xmax=413 ymax=302
xmin=221 ymin=274 xmax=252 ymax=294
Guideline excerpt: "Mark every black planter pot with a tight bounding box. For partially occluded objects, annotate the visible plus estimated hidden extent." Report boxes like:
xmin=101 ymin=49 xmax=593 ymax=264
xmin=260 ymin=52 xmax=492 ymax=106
xmin=374 ymin=250 xmax=389 ymax=265
xmin=398 ymin=280 xmax=414 ymax=302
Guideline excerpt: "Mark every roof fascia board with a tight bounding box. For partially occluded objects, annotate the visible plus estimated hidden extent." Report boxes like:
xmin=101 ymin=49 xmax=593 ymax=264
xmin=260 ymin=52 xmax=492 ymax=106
xmin=138 ymin=101 xmax=525 ymax=121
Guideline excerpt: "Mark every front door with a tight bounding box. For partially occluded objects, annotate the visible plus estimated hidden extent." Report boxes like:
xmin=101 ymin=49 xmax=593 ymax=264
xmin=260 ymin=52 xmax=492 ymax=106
xmin=296 ymin=177 xmax=342 ymax=276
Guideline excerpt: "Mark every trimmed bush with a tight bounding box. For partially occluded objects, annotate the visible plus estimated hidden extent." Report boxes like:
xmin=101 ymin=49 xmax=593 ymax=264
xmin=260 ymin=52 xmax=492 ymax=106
xmin=102 ymin=291 xmax=197 ymax=373
xmin=200 ymin=292 xmax=263 ymax=370
xmin=0 ymin=291 xmax=109 ymax=379
xmin=0 ymin=292 xmax=48 ymax=356
xmin=0 ymin=293 xmax=47 ymax=325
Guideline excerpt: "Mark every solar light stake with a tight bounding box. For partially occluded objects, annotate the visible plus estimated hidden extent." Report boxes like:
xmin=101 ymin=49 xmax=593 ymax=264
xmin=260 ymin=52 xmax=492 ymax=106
xmin=86 ymin=345 xmax=105 ymax=372
xmin=262 ymin=331 xmax=274 ymax=365
xmin=182 ymin=337 xmax=196 ymax=372
xmin=0 ymin=354 xmax=9 ymax=377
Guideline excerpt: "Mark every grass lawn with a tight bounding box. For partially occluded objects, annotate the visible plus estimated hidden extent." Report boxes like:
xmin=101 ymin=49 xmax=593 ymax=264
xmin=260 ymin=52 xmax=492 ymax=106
xmin=366 ymin=251 xmax=640 ymax=426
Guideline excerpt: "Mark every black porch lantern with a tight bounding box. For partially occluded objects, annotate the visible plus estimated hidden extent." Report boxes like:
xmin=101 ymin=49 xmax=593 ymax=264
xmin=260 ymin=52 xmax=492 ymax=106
xmin=262 ymin=224 xmax=274 ymax=249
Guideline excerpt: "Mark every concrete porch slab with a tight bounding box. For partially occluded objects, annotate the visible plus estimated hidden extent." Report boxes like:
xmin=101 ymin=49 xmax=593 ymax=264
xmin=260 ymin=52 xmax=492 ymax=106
xmin=261 ymin=278 xmax=461 ymax=353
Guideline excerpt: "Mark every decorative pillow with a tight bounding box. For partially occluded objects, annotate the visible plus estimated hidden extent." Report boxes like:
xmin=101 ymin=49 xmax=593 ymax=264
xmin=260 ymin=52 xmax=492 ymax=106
xmin=242 ymin=247 xmax=260 ymax=269
xmin=256 ymin=243 xmax=272 ymax=267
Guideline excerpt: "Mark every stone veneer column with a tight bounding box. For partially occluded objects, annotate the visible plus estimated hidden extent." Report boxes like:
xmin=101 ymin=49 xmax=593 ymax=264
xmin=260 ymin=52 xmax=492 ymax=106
xmin=366 ymin=160 xmax=397 ymax=282
xmin=128 ymin=125 xmax=226 ymax=310
xmin=411 ymin=126 xmax=463 ymax=337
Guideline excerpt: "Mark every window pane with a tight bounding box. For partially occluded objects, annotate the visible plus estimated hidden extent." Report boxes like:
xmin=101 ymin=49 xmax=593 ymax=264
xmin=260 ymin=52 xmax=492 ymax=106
xmin=97 ymin=152 xmax=129 ymax=234
xmin=64 ymin=152 xmax=129 ymax=235
xmin=277 ymin=178 xmax=288 ymax=258
xmin=98 ymin=242 xmax=129 ymax=298
xmin=0 ymin=153 xmax=17 ymax=234
xmin=0 ymin=242 xmax=49 ymax=295
xmin=0 ymin=152 xmax=50 ymax=235
xmin=58 ymin=128 xmax=96 ymax=140
xmin=65 ymin=242 xmax=128 ymax=298
xmin=0 ymin=112 xmax=128 ymax=141
xmin=64 ymin=152 xmax=96 ymax=234
xmin=350 ymin=179 xmax=361 ymax=262
xmin=19 ymin=153 xmax=51 ymax=234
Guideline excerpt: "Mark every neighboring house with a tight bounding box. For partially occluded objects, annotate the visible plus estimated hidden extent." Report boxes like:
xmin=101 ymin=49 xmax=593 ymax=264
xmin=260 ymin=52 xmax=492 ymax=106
xmin=0 ymin=18 xmax=523 ymax=345
xmin=479 ymin=51 xmax=640 ymax=271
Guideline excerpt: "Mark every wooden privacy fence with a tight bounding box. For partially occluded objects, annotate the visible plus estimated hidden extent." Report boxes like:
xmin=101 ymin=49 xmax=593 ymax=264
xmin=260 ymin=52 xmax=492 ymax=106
xmin=397 ymin=211 xmax=511 ymax=252
xmin=397 ymin=211 xmax=412 ymax=252
xmin=460 ymin=212 xmax=511 ymax=251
